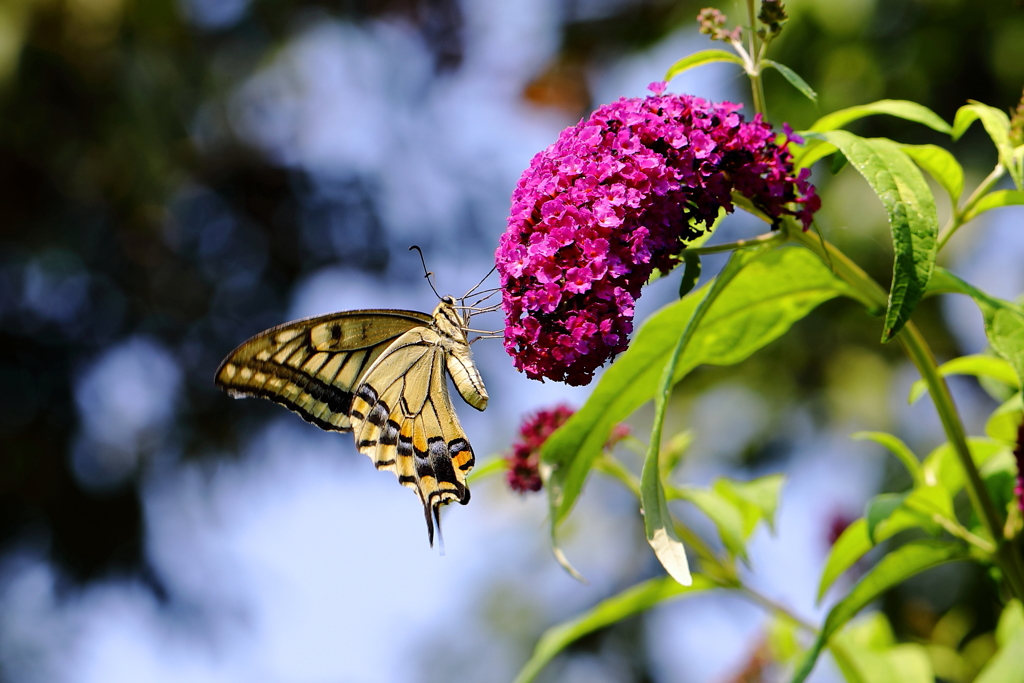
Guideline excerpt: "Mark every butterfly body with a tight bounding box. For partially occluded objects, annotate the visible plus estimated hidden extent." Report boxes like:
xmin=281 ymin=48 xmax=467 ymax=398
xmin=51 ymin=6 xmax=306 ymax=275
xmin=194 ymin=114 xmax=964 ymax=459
xmin=216 ymin=297 xmax=487 ymax=544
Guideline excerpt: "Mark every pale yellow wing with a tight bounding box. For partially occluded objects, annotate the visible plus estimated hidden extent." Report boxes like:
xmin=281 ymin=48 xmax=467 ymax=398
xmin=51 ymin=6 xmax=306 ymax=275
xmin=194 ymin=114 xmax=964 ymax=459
xmin=215 ymin=310 xmax=433 ymax=433
xmin=347 ymin=326 xmax=476 ymax=546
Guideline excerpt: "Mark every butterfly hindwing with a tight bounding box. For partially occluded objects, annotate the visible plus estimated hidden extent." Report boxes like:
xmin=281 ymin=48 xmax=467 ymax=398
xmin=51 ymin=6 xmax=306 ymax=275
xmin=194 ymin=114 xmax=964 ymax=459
xmin=349 ymin=326 xmax=475 ymax=545
xmin=216 ymin=310 xmax=433 ymax=433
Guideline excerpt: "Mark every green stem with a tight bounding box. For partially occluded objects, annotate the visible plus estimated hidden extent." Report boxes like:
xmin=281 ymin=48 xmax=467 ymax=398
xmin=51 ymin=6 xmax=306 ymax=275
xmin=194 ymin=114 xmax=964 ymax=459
xmin=676 ymin=520 xmax=738 ymax=585
xmin=937 ymin=164 xmax=1006 ymax=250
xmin=593 ymin=455 xmax=641 ymax=498
xmin=465 ymin=455 xmax=508 ymax=485
xmin=897 ymin=323 xmax=1024 ymax=600
xmin=786 ymin=222 xmax=1024 ymax=601
xmin=686 ymin=230 xmax=784 ymax=255
xmin=593 ymin=455 xmax=735 ymax=583
xmin=932 ymin=514 xmax=996 ymax=554
xmin=736 ymin=586 xmax=817 ymax=633
xmin=745 ymin=0 xmax=767 ymax=115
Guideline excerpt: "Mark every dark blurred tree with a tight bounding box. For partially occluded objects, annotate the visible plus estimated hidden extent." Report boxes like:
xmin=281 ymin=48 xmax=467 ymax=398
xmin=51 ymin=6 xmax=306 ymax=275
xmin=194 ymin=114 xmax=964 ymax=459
xmin=0 ymin=0 xmax=463 ymax=584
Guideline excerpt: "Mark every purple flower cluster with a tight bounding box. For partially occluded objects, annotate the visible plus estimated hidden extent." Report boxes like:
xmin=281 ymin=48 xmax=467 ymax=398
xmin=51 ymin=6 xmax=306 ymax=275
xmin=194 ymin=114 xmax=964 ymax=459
xmin=505 ymin=405 xmax=631 ymax=493
xmin=506 ymin=405 xmax=575 ymax=493
xmin=496 ymin=87 xmax=820 ymax=385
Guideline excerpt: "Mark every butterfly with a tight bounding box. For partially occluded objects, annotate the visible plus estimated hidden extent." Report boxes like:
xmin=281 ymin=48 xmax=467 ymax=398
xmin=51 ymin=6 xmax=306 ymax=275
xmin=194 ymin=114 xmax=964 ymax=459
xmin=215 ymin=293 xmax=492 ymax=546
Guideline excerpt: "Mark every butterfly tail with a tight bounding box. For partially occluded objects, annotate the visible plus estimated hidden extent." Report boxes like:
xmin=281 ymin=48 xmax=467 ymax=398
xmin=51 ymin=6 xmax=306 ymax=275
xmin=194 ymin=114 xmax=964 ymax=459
xmin=433 ymin=503 xmax=446 ymax=556
xmin=422 ymin=497 xmax=436 ymax=548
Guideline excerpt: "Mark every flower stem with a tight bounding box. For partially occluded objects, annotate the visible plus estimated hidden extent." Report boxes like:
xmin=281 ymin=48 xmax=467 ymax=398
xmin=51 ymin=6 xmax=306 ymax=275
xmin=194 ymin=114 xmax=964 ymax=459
xmin=745 ymin=0 xmax=767 ymax=115
xmin=594 ymin=455 xmax=735 ymax=583
xmin=936 ymin=164 xmax=1006 ymax=250
xmin=786 ymin=221 xmax=1024 ymax=601
xmin=686 ymin=230 xmax=785 ymax=255
xmin=736 ymin=585 xmax=816 ymax=633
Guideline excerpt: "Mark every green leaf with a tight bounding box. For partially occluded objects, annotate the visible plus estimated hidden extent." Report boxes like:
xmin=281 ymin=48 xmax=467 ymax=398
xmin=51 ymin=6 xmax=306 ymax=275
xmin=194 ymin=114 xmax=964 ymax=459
xmin=542 ymin=247 xmax=870 ymax=530
xmin=649 ymin=208 xmax=723 ymax=284
xmin=852 ymin=431 xmax=923 ymax=486
xmin=903 ymin=484 xmax=956 ymax=522
xmin=923 ymin=437 xmax=1005 ymax=496
xmin=792 ymin=540 xmax=970 ymax=683
xmin=866 ymin=493 xmax=909 ymax=543
xmin=642 ymin=248 xmax=764 ymax=583
xmin=996 ymin=599 xmax=1024 ymax=645
xmin=714 ymin=474 xmax=785 ymax=535
xmin=831 ymin=614 xmax=934 ymax=683
xmin=981 ymin=450 xmax=1017 ymax=517
xmin=985 ymin=393 xmax=1023 ymax=445
xmin=689 ymin=206 xmax=727 ymax=248
xmin=989 ymin=305 xmax=1024 ymax=387
xmin=767 ymin=614 xmax=804 ymax=664
xmin=907 ymin=354 xmax=1020 ymax=405
xmin=679 ymin=251 xmax=702 ymax=297
xmin=830 ymin=149 xmax=849 ymax=174
xmin=1015 ymin=145 xmax=1024 ymax=189
xmin=863 ymin=490 xmax=942 ymax=544
xmin=925 ymin=267 xmax=1024 ymax=387
xmin=818 ymin=131 xmax=939 ymax=341
xmin=810 ymin=100 xmax=952 ymax=135
xmin=465 ymin=456 xmax=507 ymax=485
xmin=511 ymin=575 xmax=717 ymax=683
xmin=925 ymin=266 xmax=1004 ymax=302
xmin=952 ymin=102 xmax=1014 ymax=174
xmin=661 ymin=430 xmax=694 ymax=476
xmin=962 ymin=189 xmax=1024 ymax=223
xmin=900 ymin=144 xmax=964 ymax=206
xmin=730 ymin=191 xmax=774 ymax=223
xmin=818 ymin=518 xmax=871 ymax=602
xmin=761 ymin=59 xmax=817 ymax=103
xmin=974 ymin=600 xmax=1024 ymax=683
xmin=671 ymin=486 xmax=748 ymax=559
xmin=665 ymin=50 xmax=745 ymax=82
xmin=792 ymin=139 xmax=838 ymax=170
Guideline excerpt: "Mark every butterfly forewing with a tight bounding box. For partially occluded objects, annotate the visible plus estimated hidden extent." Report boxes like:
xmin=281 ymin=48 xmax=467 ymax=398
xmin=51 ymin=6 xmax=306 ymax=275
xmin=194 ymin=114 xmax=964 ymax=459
xmin=215 ymin=310 xmax=432 ymax=433
xmin=215 ymin=300 xmax=486 ymax=546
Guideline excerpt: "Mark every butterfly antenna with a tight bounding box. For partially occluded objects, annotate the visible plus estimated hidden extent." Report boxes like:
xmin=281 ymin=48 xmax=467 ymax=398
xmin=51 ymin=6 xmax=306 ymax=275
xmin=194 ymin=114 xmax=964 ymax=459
xmin=461 ymin=265 xmax=497 ymax=301
xmin=467 ymin=289 xmax=500 ymax=309
xmin=409 ymin=245 xmax=442 ymax=300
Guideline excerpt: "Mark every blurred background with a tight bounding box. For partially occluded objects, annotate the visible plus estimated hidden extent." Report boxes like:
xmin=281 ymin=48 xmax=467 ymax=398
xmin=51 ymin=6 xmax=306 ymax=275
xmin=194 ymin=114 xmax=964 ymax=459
xmin=2 ymin=0 xmax=1024 ymax=681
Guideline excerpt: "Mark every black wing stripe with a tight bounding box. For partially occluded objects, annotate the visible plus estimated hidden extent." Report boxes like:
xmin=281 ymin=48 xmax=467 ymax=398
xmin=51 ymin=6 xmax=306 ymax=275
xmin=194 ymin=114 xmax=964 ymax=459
xmin=352 ymin=349 xmax=374 ymax=388
xmin=224 ymin=359 xmax=353 ymax=432
xmin=280 ymin=340 xmax=307 ymax=367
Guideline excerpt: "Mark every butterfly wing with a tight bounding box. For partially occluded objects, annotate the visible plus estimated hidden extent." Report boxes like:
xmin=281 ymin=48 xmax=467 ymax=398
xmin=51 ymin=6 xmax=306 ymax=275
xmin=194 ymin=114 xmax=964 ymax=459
xmin=348 ymin=326 xmax=476 ymax=546
xmin=215 ymin=310 xmax=433 ymax=433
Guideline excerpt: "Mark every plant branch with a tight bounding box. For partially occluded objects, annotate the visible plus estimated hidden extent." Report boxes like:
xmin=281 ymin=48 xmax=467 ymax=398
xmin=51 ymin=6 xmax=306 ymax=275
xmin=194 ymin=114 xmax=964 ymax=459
xmin=932 ymin=514 xmax=996 ymax=554
xmin=736 ymin=585 xmax=817 ymax=633
xmin=744 ymin=0 xmax=767 ymax=115
xmin=593 ymin=455 xmax=733 ymax=582
xmin=785 ymin=221 xmax=1024 ymax=601
xmin=686 ymin=230 xmax=785 ymax=255
xmin=937 ymin=164 xmax=1006 ymax=250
